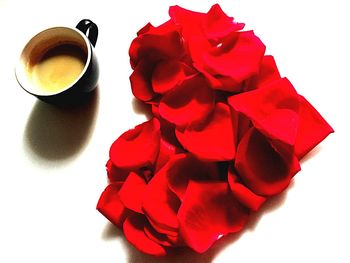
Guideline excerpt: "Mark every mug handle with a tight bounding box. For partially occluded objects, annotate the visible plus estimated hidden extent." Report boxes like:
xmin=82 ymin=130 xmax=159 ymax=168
xmin=76 ymin=19 xmax=98 ymax=47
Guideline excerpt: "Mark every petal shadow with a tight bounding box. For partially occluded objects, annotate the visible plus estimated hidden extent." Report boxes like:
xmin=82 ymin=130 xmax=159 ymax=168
xmin=102 ymin=175 xmax=294 ymax=263
xmin=132 ymin=98 xmax=153 ymax=120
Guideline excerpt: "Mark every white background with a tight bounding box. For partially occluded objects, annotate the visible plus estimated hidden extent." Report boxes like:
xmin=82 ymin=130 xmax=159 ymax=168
xmin=0 ymin=0 xmax=349 ymax=262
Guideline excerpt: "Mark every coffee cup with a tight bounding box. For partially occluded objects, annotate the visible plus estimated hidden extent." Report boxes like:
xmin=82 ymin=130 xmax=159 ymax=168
xmin=15 ymin=19 xmax=99 ymax=104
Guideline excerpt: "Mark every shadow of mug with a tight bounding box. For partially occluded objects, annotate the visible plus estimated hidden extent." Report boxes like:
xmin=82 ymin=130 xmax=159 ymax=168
xmin=23 ymin=88 xmax=99 ymax=162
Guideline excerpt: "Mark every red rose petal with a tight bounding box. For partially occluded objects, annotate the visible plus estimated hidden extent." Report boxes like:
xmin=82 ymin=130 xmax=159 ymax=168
xmin=142 ymin=168 xmax=181 ymax=236
xmin=189 ymin=31 xmax=265 ymax=83
xmin=165 ymin=153 xmax=219 ymax=200
xmin=235 ymin=127 xmax=300 ymax=196
xmin=169 ymin=5 xmax=206 ymax=38
xmin=136 ymin=22 xmax=154 ymax=36
xmin=229 ymin=78 xmax=300 ymax=146
xmin=258 ymin=109 xmax=299 ymax=147
xmin=129 ymin=21 xmax=184 ymax=68
xmin=256 ymin=55 xmax=281 ymax=87
xmin=152 ymin=60 xmax=193 ymax=94
xmin=235 ymin=111 xmax=252 ymax=142
xmin=203 ymin=71 xmax=243 ymax=92
xmin=123 ymin=213 xmax=167 ymax=256
xmin=118 ymin=172 xmax=147 ymax=213
xmin=175 ymin=102 xmax=236 ymax=161
xmin=144 ymin=223 xmax=180 ymax=247
xmin=295 ymin=95 xmax=334 ymax=159
xmin=106 ymin=159 xmax=129 ymax=183
xmin=96 ymin=183 xmax=130 ymax=228
xmin=155 ymin=138 xmax=181 ymax=172
xmin=109 ymin=118 xmax=160 ymax=170
xmin=143 ymin=225 xmax=173 ymax=247
xmin=204 ymin=4 xmax=245 ymax=40
xmin=228 ymin=165 xmax=266 ymax=211
xmin=146 ymin=20 xmax=180 ymax=36
xmin=245 ymin=55 xmax=281 ymax=91
xmin=169 ymin=4 xmax=244 ymax=41
xmin=178 ymin=181 xmax=249 ymax=253
xmin=129 ymin=59 xmax=156 ymax=102
xmin=159 ymin=75 xmax=215 ymax=127
xmin=152 ymin=104 xmax=160 ymax=118
xmin=159 ymin=119 xmax=181 ymax=148
xmin=152 ymin=105 xmax=183 ymax=148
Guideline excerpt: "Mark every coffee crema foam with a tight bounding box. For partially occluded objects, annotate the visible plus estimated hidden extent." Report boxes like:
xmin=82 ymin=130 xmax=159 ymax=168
xmin=29 ymin=44 xmax=87 ymax=93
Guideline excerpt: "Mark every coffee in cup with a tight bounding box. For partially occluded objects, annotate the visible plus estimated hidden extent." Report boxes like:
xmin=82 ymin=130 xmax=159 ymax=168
xmin=15 ymin=19 xmax=99 ymax=104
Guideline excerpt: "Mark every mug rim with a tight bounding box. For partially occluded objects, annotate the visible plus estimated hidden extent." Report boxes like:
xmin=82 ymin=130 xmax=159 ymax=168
xmin=15 ymin=26 xmax=93 ymax=97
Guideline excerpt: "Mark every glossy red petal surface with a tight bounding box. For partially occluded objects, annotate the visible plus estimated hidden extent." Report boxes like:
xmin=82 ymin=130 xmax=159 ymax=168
xmin=178 ymin=181 xmax=249 ymax=253
xmin=229 ymin=78 xmax=300 ymax=146
xmin=169 ymin=4 xmax=244 ymax=41
xmin=295 ymin=95 xmax=334 ymax=159
xmin=129 ymin=59 xmax=156 ymax=102
xmin=255 ymin=55 xmax=281 ymax=87
xmin=118 ymin=172 xmax=147 ymax=213
xmin=142 ymin=168 xmax=181 ymax=236
xmin=165 ymin=153 xmax=220 ymax=200
xmin=152 ymin=60 xmax=188 ymax=94
xmin=106 ymin=159 xmax=129 ymax=183
xmin=176 ymin=103 xmax=236 ymax=161
xmin=123 ymin=213 xmax=167 ymax=256
xmin=96 ymin=183 xmax=130 ymax=228
xmin=235 ymin=127 xmax=300 ymax=196
xmin=144 ymin=223 xmax=180 ymax=247
xmin=204 ymin=4 xmax=245 ymax=40
xmin=109 ymin=118 xmax=160 ymax=170
xmin=228 ymin=166 xmax=266 ymax=211
xmin=169 ymin=5 xmax=206 ymax=38
xmin=245 ymin=55 xmax=281 ymax=91
xmin=189 ymin=31 xmax=265 ymax=83
xmin=129 ymin=21 xmax=184 ymax=67
xmin=159 ymin=75 xmax=215 ymax=127
xmin=155 ymin=138 xmax=181 ymax=172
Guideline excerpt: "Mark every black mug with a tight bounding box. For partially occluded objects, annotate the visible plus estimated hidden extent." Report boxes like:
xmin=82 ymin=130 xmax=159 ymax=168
xmin=15 ymin=19 xmax=99 ymax=104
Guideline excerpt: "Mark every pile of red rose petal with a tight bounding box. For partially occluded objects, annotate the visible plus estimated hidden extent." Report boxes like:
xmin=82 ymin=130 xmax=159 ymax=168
xmin=97 ymin=4 xmax=333 ymax=256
